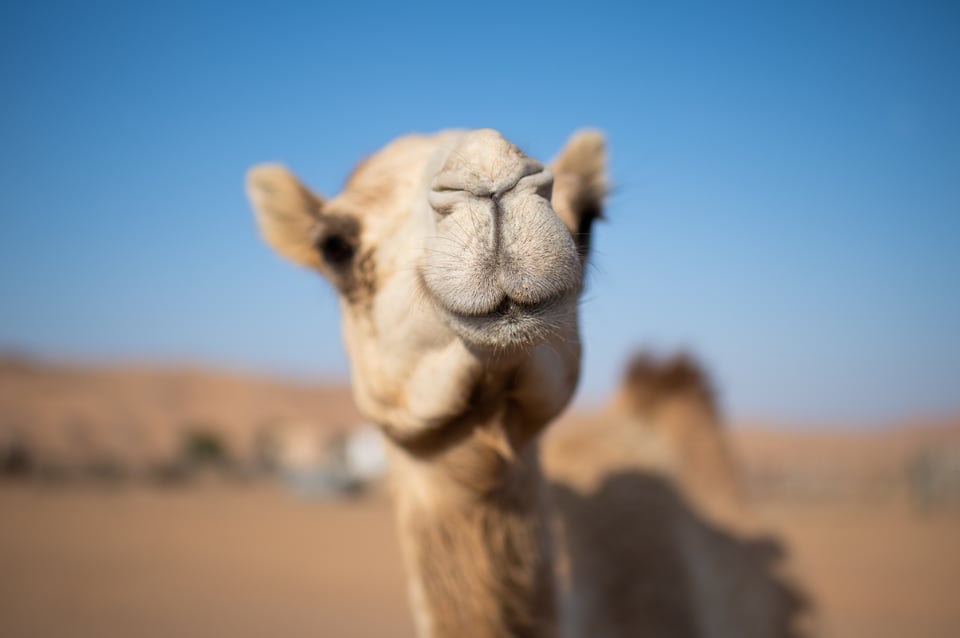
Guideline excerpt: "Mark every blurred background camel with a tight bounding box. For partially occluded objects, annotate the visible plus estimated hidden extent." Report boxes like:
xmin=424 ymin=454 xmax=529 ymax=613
xmin=548 ymin=353 xmax=812 ymax=637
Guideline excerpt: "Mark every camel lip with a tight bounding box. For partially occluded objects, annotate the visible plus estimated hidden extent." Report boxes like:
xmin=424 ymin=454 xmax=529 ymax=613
xmin=415 ymin=270 xmax=577 ymax=347
xmin=439 ymin=292 xmax=577 ymax=349
xmin=452 ymin=295 xmax=554 ymax=320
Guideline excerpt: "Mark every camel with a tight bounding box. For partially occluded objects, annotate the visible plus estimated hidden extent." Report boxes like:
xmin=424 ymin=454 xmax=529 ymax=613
xmin=246 ymin=129 xmax=812 ymax=638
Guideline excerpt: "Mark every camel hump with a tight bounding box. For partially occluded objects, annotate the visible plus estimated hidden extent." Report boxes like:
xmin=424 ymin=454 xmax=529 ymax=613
xmin=618 ymin=352 xmax=718 ymax=420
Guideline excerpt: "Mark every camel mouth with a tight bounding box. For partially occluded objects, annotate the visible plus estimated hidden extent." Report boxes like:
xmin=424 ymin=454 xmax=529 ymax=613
xmin=425 ymin=283 xmax=578 ymax=349
xmin=449 ymin=295 xmax=552 ymax=321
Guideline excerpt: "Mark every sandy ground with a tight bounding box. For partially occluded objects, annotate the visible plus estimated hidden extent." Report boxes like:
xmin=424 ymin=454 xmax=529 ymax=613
xmin=756 ymin=501 xmax=960 ymax=638
xmin=3 ymin=358 xmax=958 ymax=636
xmin=0 ymin=485 xmax=414 ymax=638
xmin=2 ymin=484 xmax=958 ymax=638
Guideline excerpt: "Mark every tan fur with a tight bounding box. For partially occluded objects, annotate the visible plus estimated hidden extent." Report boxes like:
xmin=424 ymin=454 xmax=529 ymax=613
xmin=246 ymin=131 xmax=812 ymax=638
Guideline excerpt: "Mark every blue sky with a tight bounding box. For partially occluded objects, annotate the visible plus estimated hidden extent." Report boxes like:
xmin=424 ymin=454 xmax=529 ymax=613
xmin=1 ymin=1 xmax=958 ymax=424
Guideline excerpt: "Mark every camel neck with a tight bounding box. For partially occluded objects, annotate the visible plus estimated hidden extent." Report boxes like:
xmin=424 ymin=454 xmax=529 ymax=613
xmin=387 ymin=420 xmax=558 ymax=638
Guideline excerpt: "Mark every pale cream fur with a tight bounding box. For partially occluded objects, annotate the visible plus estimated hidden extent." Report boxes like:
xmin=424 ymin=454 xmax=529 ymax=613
xmin=246 ymin=130 xmax=812 ymax=638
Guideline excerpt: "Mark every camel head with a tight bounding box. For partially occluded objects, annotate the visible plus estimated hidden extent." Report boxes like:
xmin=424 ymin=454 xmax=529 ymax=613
xmin=247 ymin=129 xmax=606 ymax=450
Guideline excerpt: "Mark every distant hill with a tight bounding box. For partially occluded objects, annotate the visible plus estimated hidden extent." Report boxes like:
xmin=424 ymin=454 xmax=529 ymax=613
xmin=0 ymin=355 xmax=359 ymax=469
xmin=727 ymin=420 xmax=960 ymax=502
xmin=2 ymin=355 xmax=959 ymax=501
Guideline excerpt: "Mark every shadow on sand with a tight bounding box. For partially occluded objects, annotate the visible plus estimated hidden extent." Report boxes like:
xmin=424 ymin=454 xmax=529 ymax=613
xmin=552 ymin=470 xmax=812 ymax=638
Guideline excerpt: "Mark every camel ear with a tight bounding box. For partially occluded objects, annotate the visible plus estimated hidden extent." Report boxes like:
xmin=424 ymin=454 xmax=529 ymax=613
xmin=550 ymin=130 xmax=608 ymax=260
xmin=246 ymin=164 xmax=326 ymax=270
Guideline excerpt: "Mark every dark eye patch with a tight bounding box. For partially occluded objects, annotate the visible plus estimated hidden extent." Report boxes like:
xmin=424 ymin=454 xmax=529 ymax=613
xmin=319 ymin=234 xmax=355 ymax=266
xmin=308 ymin=213 xmax=375 ymax=305
xmin=575 ymin=204 xmax=598 ymax=259
xmin=312 ymin=214 xmax=361 ymax=269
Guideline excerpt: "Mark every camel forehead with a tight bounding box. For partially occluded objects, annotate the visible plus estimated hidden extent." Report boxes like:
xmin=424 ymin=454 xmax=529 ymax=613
xmin=332 ymin=129 xmax=540 ymax=215
xmin=326 ymin=130 xmax=553 ymax=256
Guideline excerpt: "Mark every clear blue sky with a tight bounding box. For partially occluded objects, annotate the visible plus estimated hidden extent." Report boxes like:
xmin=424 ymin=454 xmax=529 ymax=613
xmin=1 ymin=1 xmax=958 ymax=424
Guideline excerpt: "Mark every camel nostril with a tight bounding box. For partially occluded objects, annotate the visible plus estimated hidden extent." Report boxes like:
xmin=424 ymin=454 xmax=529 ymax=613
xmin=426 ymin=189 xmax=464 ymax=216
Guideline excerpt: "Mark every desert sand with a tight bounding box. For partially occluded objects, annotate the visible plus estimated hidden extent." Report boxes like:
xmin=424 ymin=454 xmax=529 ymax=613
xmin=2 ymin=358 xmax=959 ymax=637
xmin=2 ymin=484 xmax=959 ymax=638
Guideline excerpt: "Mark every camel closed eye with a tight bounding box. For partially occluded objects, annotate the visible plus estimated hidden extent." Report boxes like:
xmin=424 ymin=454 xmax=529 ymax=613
xmin=317 ymin=234 xmax=355 ymax=267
